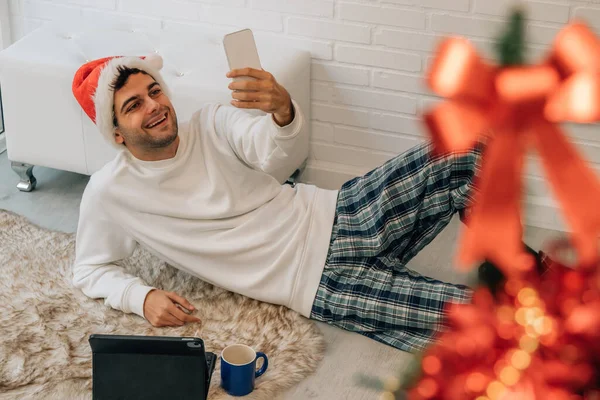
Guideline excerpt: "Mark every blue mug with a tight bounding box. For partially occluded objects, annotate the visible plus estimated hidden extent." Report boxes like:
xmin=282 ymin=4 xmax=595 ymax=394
xmin=220 ymin=344 xmax=268 ymax=396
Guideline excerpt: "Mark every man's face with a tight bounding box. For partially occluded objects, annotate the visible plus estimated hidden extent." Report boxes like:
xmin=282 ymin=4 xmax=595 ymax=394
xmin=113 ymin=73 xmax=178 ymax=150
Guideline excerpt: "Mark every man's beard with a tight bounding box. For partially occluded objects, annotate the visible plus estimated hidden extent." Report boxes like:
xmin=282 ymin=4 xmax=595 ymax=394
xmin=122 ymin=108 xmax=179 ymax=149
xmin=143 ymin=117 xmax=178 ymax=148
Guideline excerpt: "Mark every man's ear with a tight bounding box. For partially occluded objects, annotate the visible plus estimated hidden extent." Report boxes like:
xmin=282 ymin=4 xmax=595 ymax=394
xmin=112 ymin=110 xmax=125 ymax=145
xmin=114 ymin=128 xmax=125 ymax=145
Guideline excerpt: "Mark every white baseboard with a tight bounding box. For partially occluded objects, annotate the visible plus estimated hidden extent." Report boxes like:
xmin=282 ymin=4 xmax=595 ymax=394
xmin=0 ymin=133 xmax=6 ymax=154
xmin=299 ymin=159 xmax=566 ymax=233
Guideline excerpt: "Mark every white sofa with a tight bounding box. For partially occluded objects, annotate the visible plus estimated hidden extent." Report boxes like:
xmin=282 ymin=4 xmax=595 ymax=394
xmin=0 ymin=21 xmax=311 ymax=191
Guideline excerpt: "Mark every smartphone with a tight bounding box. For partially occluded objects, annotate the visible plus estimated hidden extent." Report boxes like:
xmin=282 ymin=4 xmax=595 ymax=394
xmin=223 ymin=28 xmax=262 ymax=81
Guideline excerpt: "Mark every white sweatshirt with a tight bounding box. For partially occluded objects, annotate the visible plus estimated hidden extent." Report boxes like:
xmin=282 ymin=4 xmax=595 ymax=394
xmin=72 ymin=101 xmax=339 ymax=319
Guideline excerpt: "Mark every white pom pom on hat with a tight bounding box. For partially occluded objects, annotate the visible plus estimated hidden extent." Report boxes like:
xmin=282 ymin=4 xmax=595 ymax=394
xmin=143 ymin=53 xmax=164 ymax=70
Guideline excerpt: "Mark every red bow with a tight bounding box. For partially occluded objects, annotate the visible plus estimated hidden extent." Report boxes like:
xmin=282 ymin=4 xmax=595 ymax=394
xmin=425 ymin=22 xmax=600 ymax=274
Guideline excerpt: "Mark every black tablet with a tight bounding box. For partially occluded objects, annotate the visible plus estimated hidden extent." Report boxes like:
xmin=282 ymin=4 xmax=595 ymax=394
xmin=89 ymin=334 xmax=217 ymax=400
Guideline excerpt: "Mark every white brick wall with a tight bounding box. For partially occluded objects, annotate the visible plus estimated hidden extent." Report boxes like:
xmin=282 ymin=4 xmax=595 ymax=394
xmin=253 ymin=0 xmax=334 ymax=18
xmin=312 ymin=62 xmax=370 ymax=85
xmin=6 ymin=0 xmax=600 ymax=231
xmin=475 ymin=0 xmax=570 ymax=24
xmin=288 ymin=17 xmax=369 ymax=43
xmin=336 ymin=44 xmax=421 ymax=71
xmin=339 ymin=3 xmax=426 ymax=30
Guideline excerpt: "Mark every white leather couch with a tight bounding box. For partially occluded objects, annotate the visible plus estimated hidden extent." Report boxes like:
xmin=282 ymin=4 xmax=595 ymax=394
xmin=0 ymin=21 xmax=311 ymax=191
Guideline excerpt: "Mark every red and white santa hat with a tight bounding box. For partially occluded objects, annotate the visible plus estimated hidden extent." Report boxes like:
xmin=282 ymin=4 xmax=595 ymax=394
xmin=71 ymin=54 xmax=171 ymax=148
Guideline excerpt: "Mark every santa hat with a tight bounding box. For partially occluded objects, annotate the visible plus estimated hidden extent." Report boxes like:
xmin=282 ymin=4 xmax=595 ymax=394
xmin=71 ymin=54 xmax=171 ymax=149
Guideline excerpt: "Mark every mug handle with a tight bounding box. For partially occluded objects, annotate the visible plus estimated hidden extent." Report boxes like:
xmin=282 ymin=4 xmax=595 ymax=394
xmin=255 ymin=352 xmax=268 ymax=378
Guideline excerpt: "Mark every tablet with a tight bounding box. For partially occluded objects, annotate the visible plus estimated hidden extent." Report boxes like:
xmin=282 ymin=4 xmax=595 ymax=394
xmin=89 ymin=334 xmax=217 ymax=400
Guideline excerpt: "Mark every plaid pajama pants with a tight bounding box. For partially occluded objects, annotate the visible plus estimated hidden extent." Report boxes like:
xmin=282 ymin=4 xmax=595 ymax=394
xmin=309 ymin=140 xmax=484 ymax=353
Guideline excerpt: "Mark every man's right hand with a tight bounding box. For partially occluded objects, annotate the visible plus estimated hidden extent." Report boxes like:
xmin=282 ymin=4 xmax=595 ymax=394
xmin=143 ymin=289 xmax=202 ymax=327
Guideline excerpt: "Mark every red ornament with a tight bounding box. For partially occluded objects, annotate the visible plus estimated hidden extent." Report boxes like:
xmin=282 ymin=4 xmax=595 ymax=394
xmin=406 ymin=251 xmax=600 ymax=400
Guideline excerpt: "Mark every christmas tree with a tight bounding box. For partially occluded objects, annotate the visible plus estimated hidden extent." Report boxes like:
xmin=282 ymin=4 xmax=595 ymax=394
xmin=359 ymin=9 xmax=600 ymax=400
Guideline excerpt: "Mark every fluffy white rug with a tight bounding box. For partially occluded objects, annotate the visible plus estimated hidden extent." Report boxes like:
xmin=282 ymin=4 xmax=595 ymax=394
xmin=0 ymin=210 xmax=326 ymax=399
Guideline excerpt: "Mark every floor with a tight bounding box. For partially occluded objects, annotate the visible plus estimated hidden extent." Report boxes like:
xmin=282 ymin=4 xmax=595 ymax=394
xmin=0 ymin=151 xmax=564 ymax=399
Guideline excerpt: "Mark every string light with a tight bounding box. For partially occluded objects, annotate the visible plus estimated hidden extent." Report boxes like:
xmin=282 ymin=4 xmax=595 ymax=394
xmin=422 ymin=356 xmax=442 ymax=375
xmin=383 ymin=376 xmax=401 ymax=392
xmin=416 ymin=378 xmax=438 ymax=398
xmin=379 ymin=391 xmax=395 ymax=400
xmin=517 ymin=288 xmax=537 ymax=306
xmin=499 ymin=366 xmax=520 ymax=386
xmin=518 ymin=336 xmax=539 ymax=353
xmin=466 ymin=372 xmax=487 ymax=393
xmin=486 ymin=380 xmax=506 ymax=400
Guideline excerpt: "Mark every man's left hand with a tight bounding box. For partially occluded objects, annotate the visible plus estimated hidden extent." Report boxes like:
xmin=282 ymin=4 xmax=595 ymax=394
xmin=227 ymin=68 xmax=293 ymax=126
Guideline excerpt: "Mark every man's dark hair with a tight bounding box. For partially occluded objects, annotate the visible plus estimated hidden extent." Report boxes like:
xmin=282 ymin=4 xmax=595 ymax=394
xmin=110 ymin=66 xmax=153 ymax=127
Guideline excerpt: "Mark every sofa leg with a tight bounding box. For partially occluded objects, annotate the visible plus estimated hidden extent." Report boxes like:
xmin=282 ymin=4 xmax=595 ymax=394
xmin=11 ymin=161 xmax=37 ymax=192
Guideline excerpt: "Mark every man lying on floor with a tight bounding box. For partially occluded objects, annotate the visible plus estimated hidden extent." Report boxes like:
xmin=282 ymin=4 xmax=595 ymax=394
xmin=71 ymin=55 xmax=545 ymax=353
